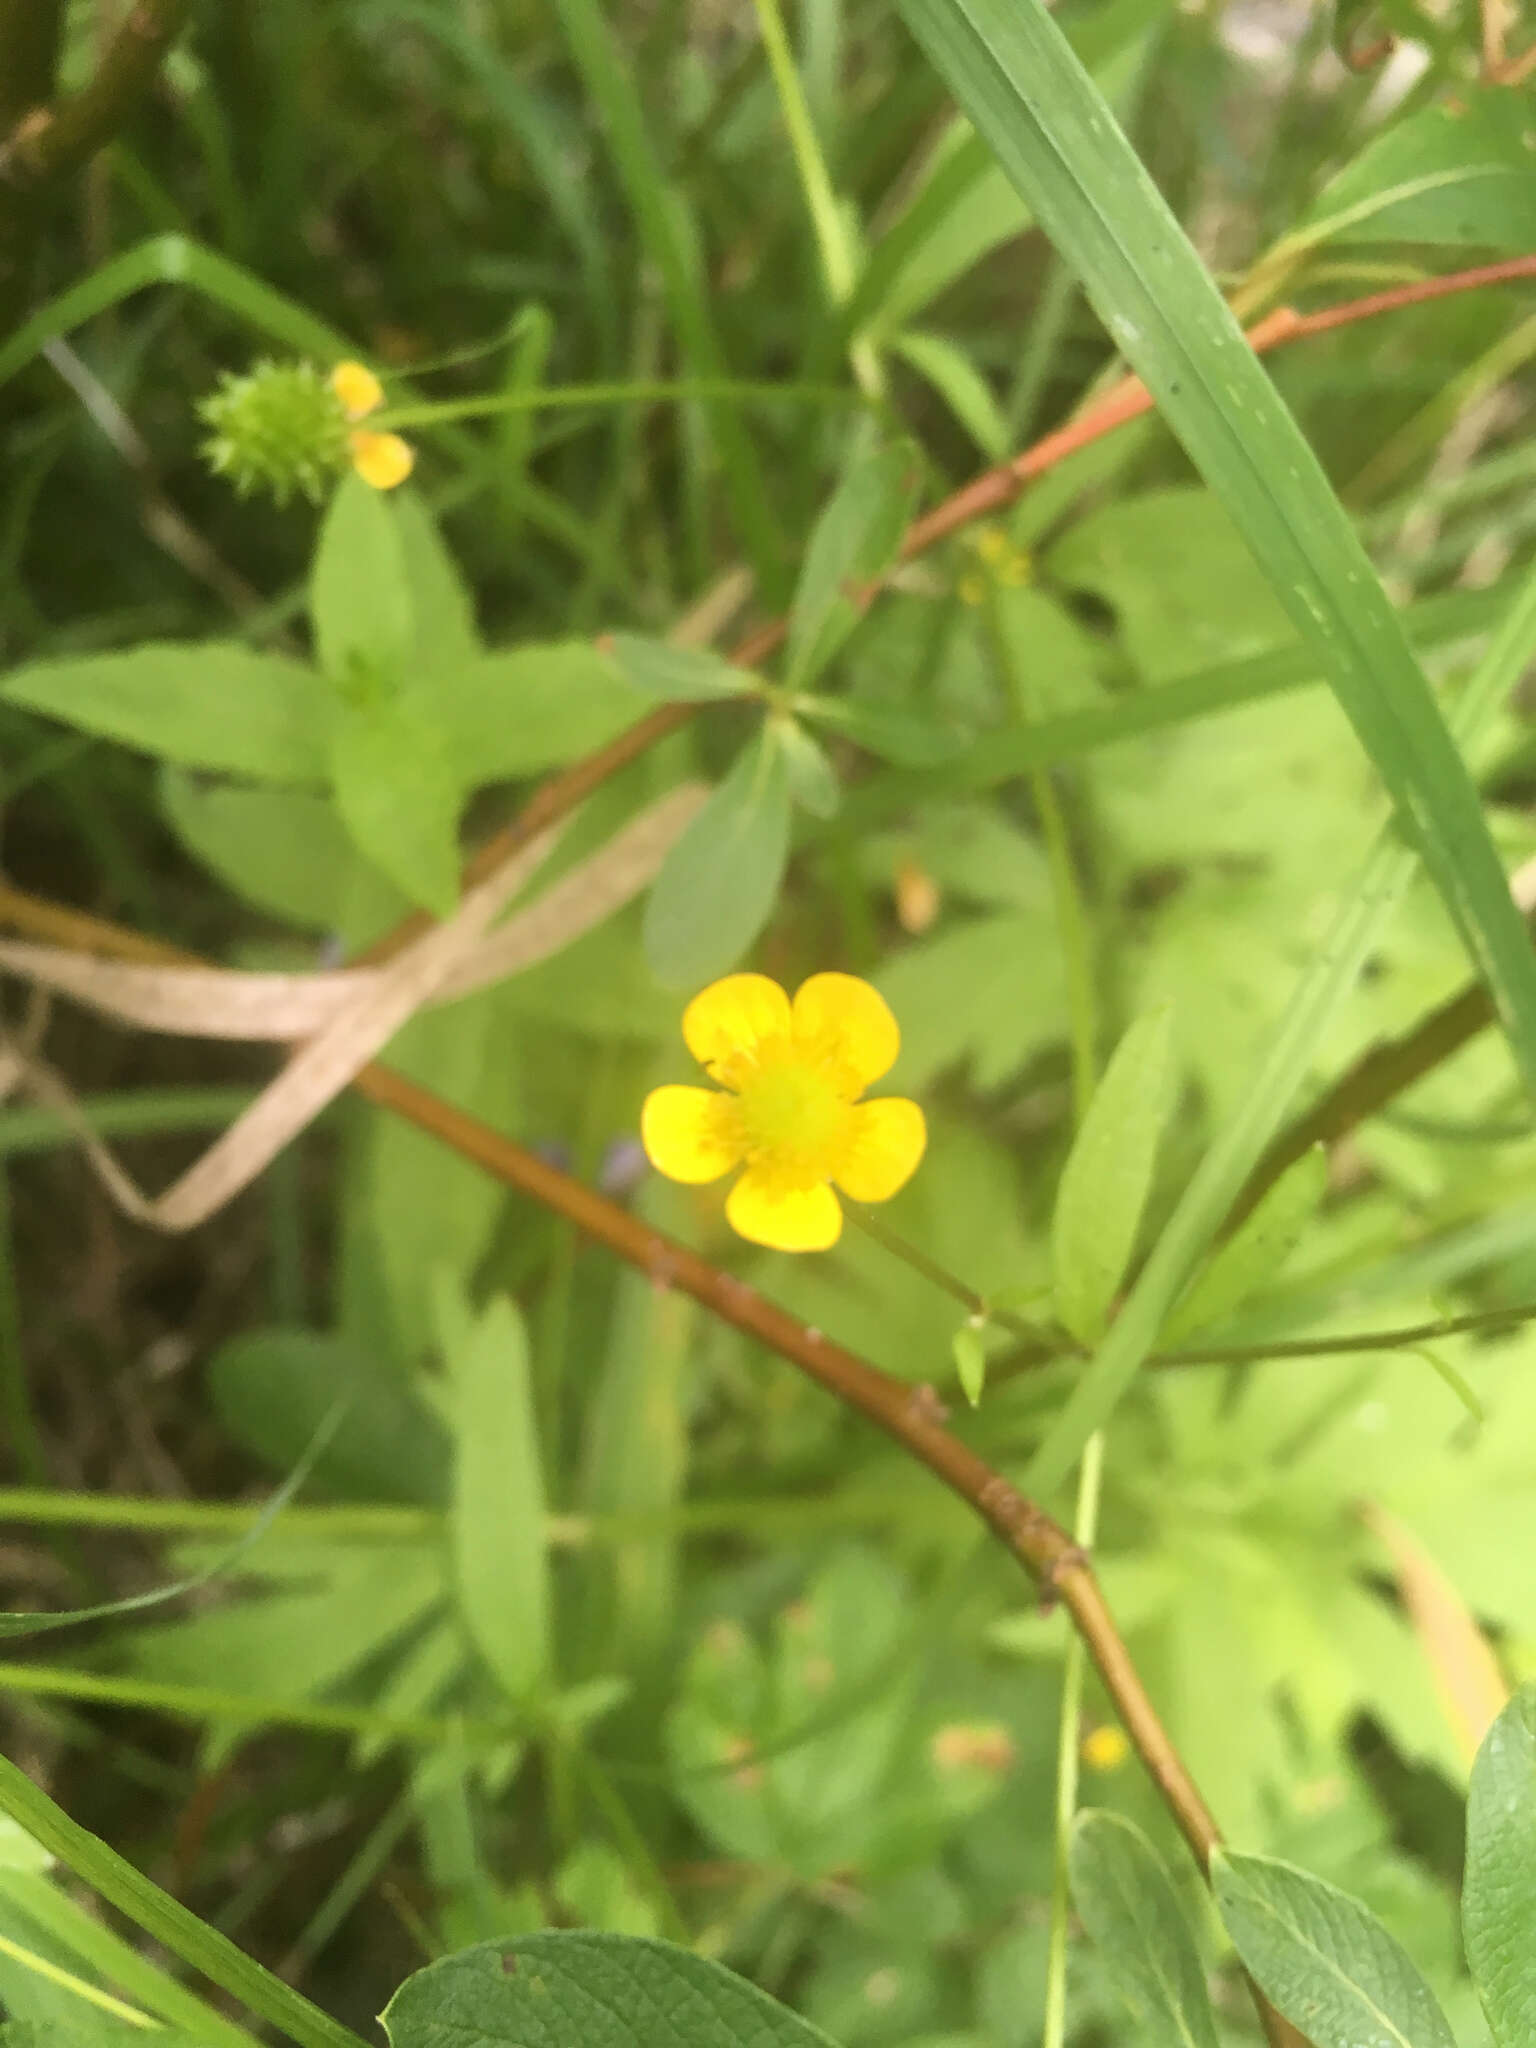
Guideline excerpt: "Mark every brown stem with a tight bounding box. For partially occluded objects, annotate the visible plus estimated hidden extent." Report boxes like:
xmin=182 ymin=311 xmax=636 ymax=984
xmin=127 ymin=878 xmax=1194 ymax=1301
xmin=0 ymin=0 xmax=196 ymax=193
xmin=0 ymin=0 xmax=63 ymax=299
xmin=347 ymin=1064 xmax=1224 ymax=1869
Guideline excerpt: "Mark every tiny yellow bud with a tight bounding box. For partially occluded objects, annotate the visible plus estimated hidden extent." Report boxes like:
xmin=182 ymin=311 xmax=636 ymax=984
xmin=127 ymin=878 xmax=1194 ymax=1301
xmin=331 ymin=360 xmax=385 ymax=420
xmin=975 ymin=524 xmax=1011 ymax=563
xmin=349 ymin=429 xmax=415 ymax=491
xmin=1080 ymin=1723 xmax=1130 ymax=1773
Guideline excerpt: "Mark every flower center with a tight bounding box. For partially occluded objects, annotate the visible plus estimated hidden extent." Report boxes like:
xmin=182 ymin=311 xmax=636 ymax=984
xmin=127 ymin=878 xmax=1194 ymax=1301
xmin=733 ymin=1050 xmax=852 ymax=1189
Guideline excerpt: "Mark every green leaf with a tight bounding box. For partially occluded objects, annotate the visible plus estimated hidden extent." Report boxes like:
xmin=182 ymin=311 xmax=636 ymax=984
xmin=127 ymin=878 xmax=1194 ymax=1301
xmin=1051 ymin=1008 xmax=1174 ymax=1344
xmin=1464 ymin=1684 xmax=1536 ymax=2046
xmin=310 ymin=470 xmax=414 ymax=682
xmin=898 ymin=0 xmax=1536 ymax=1104
xmin=1161 ymin=1145 xmax=1327 ymax=1344
xmin=1213 ymin=1849 xmax=1458 ymax=2048
xmin=951 ymin=1321 xmax=987 ymax=1406
xmin=208 ymin=1327 xmax=451 ymax=1505
xmin=0 ymin=2024 xmax=207 ymax=2048
xmin=889 ymin=327 xmax=1009 ymax=457
xmin=775 ymin=719 xmax=841 ymax=818
xmin=443 ymin=1292 xmax=551 ymax=1703
xmin=1070 ymin=1811 xmax=1219 ymax=2048
xmin=643 ymin=725 xmax=792 ymax=988
xmin=426 ymin=644 xmax=646 ymax=786
xmin=1300 ymin=89 xmax=1536 ymax=253
xmin=330 ymin=696 xmax=461 ymax=916
xmin=787 ymin=437 xmax=921 ymax=691
xmin=608 ymin=634 xmax=757 ymax=703
xmin=395 ymin=488 xmax=482 ymax=676
xmin=160 ymin=768 xmax=375 ymax=932
xmin=800 ymin=696 xmax=972 ymax=765
xmin=0 ymin=1752 xmax=371 ymax=2048
xmin=382 ymin=1933 xmax=839 ymax=2048
xmin=0 ymin=644 xmax=332 ymax=781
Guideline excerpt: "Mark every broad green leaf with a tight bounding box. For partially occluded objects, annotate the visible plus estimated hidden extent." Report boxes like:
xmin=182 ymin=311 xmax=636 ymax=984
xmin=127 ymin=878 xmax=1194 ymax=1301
xmin=776 ymin=719 xmax=841 ymax=818
xmin=1464 ymin=1684 xmax=1536 ymax=2045
xmin=395 ymin=488 xmax=482 ymax=675
xmin=330 ymin=696 xmax=461 ymax=916
xmin=608 ymin=634 xmax=757 ymax=703
xmin=890 ymin=326 xmax=1009 ymax=457
xmin=877 ymin=910 xmax=1067 ymax=1092
xmin=208 ymin=1327 xmax=451 ymax=1505
xmin=787 ymin=437 xmax=921 ymax=691
xmin=443 ymin=1292 xmax=550 ymax=1702
xmin=1070 ymin=1811 xmax=1219 ymax=2048
xmin=898 ymin=0 xmax=1536 ymax=1103
xmin=426 ymin=644 xmax=644 ymax=786
xmin=310 ymin=469 xmax=413 ymax=681
xmin=1051 ymin=1008 xmax=1174 ymax=1343
xmin=1300 ymin=90 xmax=1536 ymax=253
xmin=1213 ymin=1849 xmax=1458 ymax=2048
xmin=801 ymin=696 xmax=971 ymax=765
xmin=0 ymin=644 xmax=331 ymax=781
xmin=1161 ymin=1145 xmax=1327 ymax=1344
xmin=643 ymin=725 xmax=792 ymax=988
xmin=383 ymin=1933 xmax=839 ymax=2048
xmin=159 ymin=767 xmax=373 ymax=931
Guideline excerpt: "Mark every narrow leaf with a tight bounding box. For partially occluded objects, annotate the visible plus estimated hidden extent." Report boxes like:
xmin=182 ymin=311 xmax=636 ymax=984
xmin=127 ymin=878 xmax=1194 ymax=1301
xmin=1213 ymin=1849 xmax=1457 ymax=2048
xmin=608 ymin=634 xmax=757 ymax=704
xmin=1051 ymin=1008 xmax=1173 ymax=1344
xmin=801 ymin=696 xmax=971 ymax=765
xmin=643 ymin=725 xmax=792 ymax=987
xmin=444 ymin=1293 xmax=551 ymax=1702
xmin=775 ymin=719 xmax=841 ymax=817
xmin=383 ymin=1932 xmax=840 ymax=2048
xmin=787 ymin=437 xmax=921 ymax=690
xmin=310 ymin=471 xmax=414 ymax=682
xmin=1070 ymin=1811 xmax=1219 ymax=2048
xmin=1162 ymin=1144 xmax=1326 ymax=1343
xmin=1464 ymin=1684 xmax=1536 ymax=2046
xmin=395 ymin=489 xmax=482 ymax=676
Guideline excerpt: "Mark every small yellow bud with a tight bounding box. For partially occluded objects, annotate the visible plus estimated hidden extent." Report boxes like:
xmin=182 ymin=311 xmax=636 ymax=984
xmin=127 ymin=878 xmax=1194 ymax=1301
xmin=349 ymin=429 xmax=415 ymax=491
xmin=1080 ymin=1723 xmax=1131 ymax=1773
xmin=331 ymin=360 xmax=385 ymax=420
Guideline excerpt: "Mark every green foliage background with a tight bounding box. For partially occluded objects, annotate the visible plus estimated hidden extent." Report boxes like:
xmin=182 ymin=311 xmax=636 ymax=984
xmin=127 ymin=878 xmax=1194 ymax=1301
xmin=0 ymin=0 xmax=1535 ymax=2041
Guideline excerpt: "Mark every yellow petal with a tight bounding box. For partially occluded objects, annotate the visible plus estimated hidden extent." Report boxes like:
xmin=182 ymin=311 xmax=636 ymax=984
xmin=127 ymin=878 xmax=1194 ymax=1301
xmin=350 ymin=429 xmax=415 ymax=491
xmin=331 ymin=360 xmax=384 ymax=419
xmin=683 ymin=974 xmax=791 ymax=1074
xmin=834 ymin=1097 xmax=926 ymax=1202
xmin=641 ymin=1086 xmax=743 ymax=1184
xmin=792 ymin=972 xmax=899 ymax=1090
xmin=726 ymin=1172 xmax=841 ymax=1252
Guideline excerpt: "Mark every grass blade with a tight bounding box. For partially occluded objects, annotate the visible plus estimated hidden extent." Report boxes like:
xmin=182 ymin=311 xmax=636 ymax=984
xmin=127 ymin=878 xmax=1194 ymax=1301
xmin=899 ymin=0 xmax=1536 ymax=1098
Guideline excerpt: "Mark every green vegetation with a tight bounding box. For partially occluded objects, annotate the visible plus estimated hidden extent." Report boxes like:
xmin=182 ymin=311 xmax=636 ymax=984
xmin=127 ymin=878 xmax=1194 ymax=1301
xmin=1 ymin=0 xmax=1536 ymax=2042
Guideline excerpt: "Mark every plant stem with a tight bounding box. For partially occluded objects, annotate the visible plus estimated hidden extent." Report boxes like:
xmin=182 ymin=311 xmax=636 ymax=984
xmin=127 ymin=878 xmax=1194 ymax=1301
xmin=0 ymin=1752 xmax=374 ymax=2048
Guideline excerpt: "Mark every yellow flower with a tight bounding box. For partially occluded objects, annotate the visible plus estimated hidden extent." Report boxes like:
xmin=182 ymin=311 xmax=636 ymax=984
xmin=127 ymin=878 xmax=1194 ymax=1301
xmin=642 ymin=972 xmax=926 ymax=1253
xmin=1080 ymin=1723 xmax=1130 ymax=1774
xmin=329 ymin=361 xmax=414 ymax=491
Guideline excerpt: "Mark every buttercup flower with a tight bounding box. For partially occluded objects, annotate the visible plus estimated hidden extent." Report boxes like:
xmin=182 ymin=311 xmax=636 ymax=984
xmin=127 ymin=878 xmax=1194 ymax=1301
xmin=329 ymin=361 xmax=415 ymax=491
xmin=198 ymin=358 xmax=414 ymax=503
xmin=642 ymin=972 xmax=926 ymax=1252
